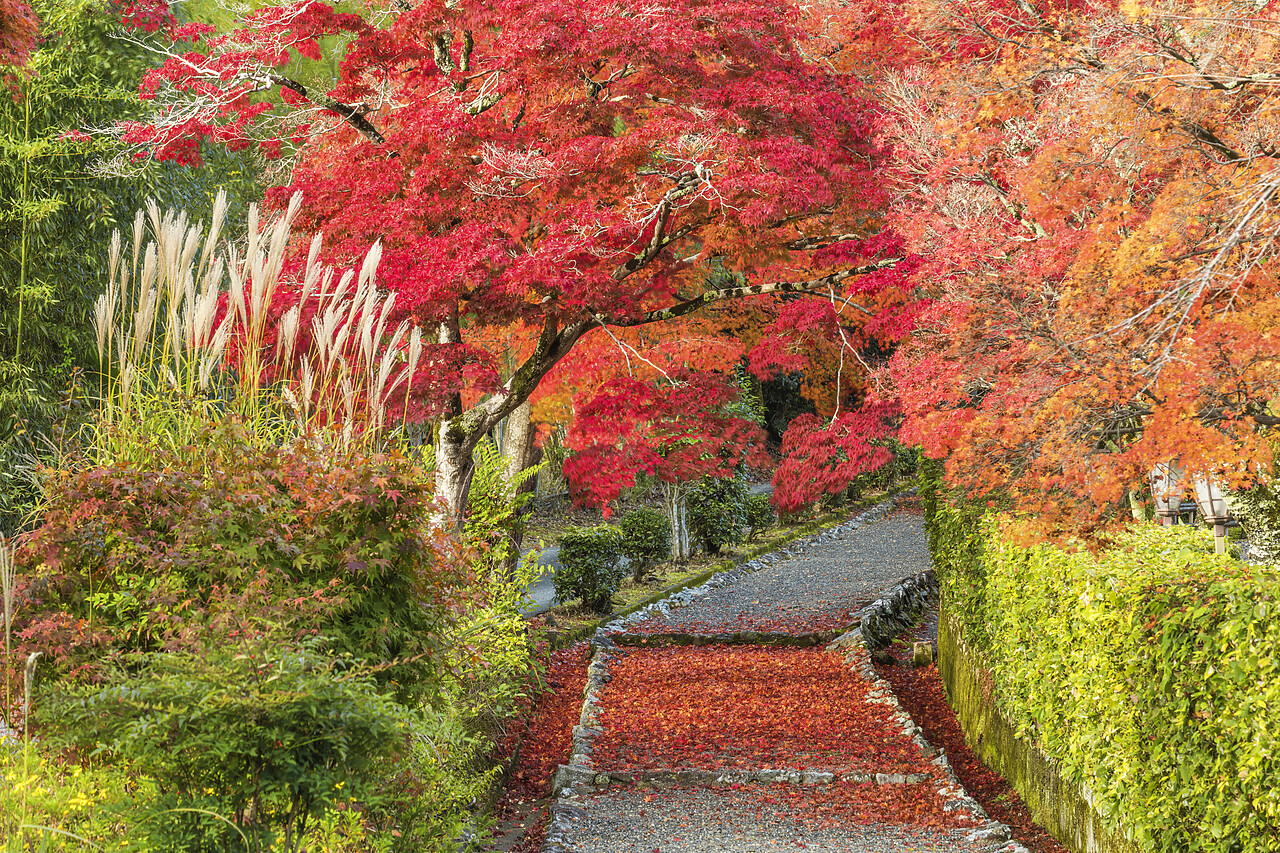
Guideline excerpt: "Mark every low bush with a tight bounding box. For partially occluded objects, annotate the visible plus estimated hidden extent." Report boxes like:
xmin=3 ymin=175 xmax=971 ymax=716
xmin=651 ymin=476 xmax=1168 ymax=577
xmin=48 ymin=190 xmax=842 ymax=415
xmin=554 ymin=525 xmax=624 ymax=612
xmin=13 ymin=422 xmax=471 ymax=702
xmin=1 ymin=738 xmax=138 ymax=851
xmin=743 ymin=492 xmax=774 ymax=541
xmin=619 ymin=508 xmax=671 ymax=581
xmin=448 ymin=548 xmax=541 ymax=731
xmin=688 ymin=475 xmax=747 ymax=556
xmin=38 ymin=635 xmax=409 ymax=853
xmin=924 ymin=466 xmax=1280 ymax=852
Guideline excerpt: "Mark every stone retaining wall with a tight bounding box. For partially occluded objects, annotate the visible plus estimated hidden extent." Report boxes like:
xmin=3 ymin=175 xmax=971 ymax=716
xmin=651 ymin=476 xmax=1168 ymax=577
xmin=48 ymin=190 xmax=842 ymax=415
xmin=938 ymin=606 xmax=1141 ymax=853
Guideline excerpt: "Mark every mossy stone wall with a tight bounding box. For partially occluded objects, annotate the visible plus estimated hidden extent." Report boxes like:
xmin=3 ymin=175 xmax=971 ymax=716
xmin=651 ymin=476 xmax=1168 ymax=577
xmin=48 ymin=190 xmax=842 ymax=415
xmin=937 ymin=605 xmax=1140 ymax=853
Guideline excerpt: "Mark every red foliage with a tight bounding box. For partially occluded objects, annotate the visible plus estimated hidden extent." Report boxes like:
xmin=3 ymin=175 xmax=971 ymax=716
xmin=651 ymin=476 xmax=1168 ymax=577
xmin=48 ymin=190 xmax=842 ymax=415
xmin=0 ymin=0 xmax=37 ymax=69
xmin=124 ymin=0 xmax=898 ymax=519
xmin=592 ymin=645 xmax=933 ymax=775
xmin=563 ymin=371 xmax=770 ymax=512
xmin=874 ymin=1 xmax=1280 ymax=533
xmin=489 ymin=641 xmax=590 ymax=852
xmin=770 ymin=404 xmax=897 ymax=512
xmin=115 ymin=0 xmax=171 ymax=33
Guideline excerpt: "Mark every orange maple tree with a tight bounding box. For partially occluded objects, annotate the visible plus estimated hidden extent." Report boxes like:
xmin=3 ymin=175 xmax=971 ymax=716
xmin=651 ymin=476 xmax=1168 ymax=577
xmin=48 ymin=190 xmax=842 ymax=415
xmin=866 ymin=0 xmax=1280 ymax=530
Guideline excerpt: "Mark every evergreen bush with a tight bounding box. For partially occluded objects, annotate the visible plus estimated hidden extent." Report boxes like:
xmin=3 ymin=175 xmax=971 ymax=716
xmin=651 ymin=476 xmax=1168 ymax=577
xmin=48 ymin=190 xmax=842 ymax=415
xmin=743 ymin=492 xmax=774 ymax=541
xmin=619 ymin=508 xmax=671 ymax=581
xmin=554 ymin=525 xmax=625 ymax=612
xmin=688 ymin=475 xmax=747 ymax=555
xmin=39 ymin=636 xmax=408 ymax=853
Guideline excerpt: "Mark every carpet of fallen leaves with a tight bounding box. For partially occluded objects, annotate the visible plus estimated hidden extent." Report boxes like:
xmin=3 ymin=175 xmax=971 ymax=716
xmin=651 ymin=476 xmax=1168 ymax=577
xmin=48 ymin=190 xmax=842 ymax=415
xmin=592 ymin=645 xmax=931 ymax=774
xmin=732 ymin=779 xmax=982 ymax=831
xmin=877 ymin=622 xmax=1069 ymax=853
xmin=488 ymin=642 xmax=590 ymax=852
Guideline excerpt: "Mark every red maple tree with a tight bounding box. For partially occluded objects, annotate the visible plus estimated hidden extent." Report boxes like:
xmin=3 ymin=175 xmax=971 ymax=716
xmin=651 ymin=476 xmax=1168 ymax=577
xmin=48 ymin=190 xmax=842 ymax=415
xmin=124 ymin=0 xmax=900 ymax=520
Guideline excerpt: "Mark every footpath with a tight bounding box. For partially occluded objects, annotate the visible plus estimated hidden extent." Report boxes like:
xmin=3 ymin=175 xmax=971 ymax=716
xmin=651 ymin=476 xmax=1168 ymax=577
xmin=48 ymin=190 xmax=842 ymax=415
xmin=537 ymin=497 xmax=1031 ymax=853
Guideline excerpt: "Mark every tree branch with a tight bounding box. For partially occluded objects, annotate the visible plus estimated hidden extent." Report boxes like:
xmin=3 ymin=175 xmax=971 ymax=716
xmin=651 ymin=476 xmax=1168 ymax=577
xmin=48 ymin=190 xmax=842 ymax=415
xmin=607 ymin=260 xmax=900 ymax=327
xmin=270 ymin=76 xmax=386 ymax=145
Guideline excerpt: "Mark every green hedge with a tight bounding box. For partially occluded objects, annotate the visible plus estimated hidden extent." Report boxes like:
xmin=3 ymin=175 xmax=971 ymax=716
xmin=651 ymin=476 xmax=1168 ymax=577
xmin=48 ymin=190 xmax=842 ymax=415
xmin=922 ymin=463 xmax=1280 ymax=852
xmin=554 ymin=525 xmax=625 ymax=613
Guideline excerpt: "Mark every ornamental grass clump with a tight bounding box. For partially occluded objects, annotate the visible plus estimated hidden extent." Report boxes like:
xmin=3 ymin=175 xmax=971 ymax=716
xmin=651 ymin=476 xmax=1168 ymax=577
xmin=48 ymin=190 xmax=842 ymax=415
xmin=90 ymin=191 xmax=425 ymax=466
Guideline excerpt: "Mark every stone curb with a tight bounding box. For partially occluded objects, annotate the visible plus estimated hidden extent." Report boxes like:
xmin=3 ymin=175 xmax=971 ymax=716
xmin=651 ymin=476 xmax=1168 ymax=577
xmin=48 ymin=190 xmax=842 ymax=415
xmin=610 ymin=630 xmax=839 ymax=647
xmin=825 ymin=576 xmax=1032 ymax=853
xmin=551 ymin=766 xmax=931 ymax=792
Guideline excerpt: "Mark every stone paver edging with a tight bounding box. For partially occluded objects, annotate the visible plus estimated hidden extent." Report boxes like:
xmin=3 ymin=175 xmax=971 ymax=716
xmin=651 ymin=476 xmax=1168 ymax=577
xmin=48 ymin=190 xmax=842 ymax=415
xmin=541 ymin=495 xmax=1032 ymax=853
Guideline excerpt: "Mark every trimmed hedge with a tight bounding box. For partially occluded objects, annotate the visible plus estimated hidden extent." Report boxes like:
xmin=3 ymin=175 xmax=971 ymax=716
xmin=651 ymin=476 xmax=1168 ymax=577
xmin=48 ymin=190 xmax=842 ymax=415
xmin=554 ymin=525 xmax=625 ymax=613
xmin=923 ymin=462 xmax=1280 ymax=853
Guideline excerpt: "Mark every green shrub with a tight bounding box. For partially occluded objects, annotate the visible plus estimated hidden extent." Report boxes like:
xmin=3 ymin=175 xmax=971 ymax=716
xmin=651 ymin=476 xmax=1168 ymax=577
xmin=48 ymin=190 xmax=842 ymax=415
xmin=619 ymin=508 xmax=671 ymax=581
xmin=554 ymin=525 xmax=624 ymax=612
xmin=364 ymin=697 xmax=499 ymax=853
xmin=463 ymin=439 xmax=542 ymax=574
xmin=688 ymin=475 xmax=747 ymax=556
xmin=449 ymin=548 xmax=540 ymax=729
xmin=38 ymin=636 xmax=409 ymax=853
xmin=1228 ymin=482 xmax=1280 ymax=563
xmin=743 ymin=492 xmax=774 ymax=541
xmin=14 ymin=421 xmax=470 ymax=702
xmin=926 ymin=482 xmax=1280 ymax=853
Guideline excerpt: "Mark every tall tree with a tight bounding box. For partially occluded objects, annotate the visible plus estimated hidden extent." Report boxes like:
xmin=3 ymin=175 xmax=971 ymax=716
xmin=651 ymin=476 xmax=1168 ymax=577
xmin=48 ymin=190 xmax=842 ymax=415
xmin=868 ymin=0 xmax=1280 ymax=532
xmin=125 ymin=0 xmax=898 ymax=521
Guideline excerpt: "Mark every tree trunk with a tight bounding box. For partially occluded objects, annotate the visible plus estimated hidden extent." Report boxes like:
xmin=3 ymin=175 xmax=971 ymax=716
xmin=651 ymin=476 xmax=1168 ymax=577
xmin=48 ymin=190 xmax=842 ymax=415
xmin=503 ymin=400 xmax=536 ymax=487
xmin=500 ymin=400 xmax=538 ymax=579
xmin=434 ymin=419 xmax=473 ymax=531
xmin=662 ymin=481 xmax=693 ymax=562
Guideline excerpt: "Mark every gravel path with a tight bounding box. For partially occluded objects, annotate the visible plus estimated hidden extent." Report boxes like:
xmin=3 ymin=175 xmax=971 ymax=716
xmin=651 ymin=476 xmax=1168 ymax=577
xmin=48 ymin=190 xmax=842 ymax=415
xmin=545 ymin=501 xmax=1017 ymax=853
xmin=631 ymin=510 xmax=933 ymax=634
xmin=558 ymin=786 xmax=988 ymax=853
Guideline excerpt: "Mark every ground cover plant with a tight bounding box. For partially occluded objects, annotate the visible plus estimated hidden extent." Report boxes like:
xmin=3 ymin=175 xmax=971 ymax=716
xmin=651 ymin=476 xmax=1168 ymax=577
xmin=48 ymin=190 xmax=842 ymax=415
xmin=591 ymin=645 xmax=932 ymax=775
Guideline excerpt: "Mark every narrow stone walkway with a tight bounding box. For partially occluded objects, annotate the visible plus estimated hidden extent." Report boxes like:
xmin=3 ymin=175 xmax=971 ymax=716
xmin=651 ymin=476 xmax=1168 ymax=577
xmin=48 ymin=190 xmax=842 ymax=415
xmin=541 ymin=499 xmax=1029 ymax=853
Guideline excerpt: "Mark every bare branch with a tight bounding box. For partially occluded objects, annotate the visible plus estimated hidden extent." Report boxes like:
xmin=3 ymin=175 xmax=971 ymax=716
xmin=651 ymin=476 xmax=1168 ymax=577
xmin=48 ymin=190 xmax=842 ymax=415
xmin=270 ymin=76 xmax=386 ymax=145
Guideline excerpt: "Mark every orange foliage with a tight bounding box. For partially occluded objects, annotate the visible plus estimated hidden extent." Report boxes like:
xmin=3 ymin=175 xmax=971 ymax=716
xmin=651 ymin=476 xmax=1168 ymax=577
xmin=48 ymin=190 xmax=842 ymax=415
xmin=877 ymin=0 xmax=1280 ymax=533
